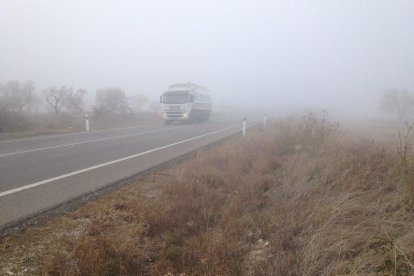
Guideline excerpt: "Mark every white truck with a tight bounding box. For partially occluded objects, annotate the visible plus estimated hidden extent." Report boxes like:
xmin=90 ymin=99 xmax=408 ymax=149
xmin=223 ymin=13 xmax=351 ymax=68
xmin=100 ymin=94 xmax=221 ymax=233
xmin=160 ymin=82 xmax=212 ymax=124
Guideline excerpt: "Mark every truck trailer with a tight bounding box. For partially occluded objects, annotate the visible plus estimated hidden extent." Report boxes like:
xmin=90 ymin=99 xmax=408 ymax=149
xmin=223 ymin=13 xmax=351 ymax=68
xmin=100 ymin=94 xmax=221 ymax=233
xmin=160 ymin=82 xmax=212 ymax=124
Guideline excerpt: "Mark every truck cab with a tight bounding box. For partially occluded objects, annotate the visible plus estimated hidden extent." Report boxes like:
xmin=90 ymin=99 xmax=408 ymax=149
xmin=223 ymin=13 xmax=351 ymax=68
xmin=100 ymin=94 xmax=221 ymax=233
xmin=160 ymin=83 xmax=211 ymax=124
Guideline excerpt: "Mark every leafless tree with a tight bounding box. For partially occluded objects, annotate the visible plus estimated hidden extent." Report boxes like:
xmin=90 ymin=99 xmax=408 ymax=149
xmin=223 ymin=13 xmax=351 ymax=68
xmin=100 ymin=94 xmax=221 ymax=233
xmin=380 ymin=89 xmax=414 ymax=121
xmin=44 ymin=86 xmax=72 ymax=114
xmin=0 ymin=80 xmax=36 ymax=112
xmin=94 ymin=88 xmax=130 ymax=117
xmin=66 ymin=88 xmax=87 ymax=112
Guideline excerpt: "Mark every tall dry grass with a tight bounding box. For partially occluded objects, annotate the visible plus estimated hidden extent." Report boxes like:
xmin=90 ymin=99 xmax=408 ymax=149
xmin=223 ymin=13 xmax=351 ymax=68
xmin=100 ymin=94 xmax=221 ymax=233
xmin=1 ymin=113 xmax=414 ymax=275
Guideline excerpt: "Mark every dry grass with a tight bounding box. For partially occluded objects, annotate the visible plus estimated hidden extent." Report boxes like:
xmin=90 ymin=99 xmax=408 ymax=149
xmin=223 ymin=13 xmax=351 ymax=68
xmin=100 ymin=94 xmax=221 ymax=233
xmin=1 ymin=113 xmax=414 ymax=275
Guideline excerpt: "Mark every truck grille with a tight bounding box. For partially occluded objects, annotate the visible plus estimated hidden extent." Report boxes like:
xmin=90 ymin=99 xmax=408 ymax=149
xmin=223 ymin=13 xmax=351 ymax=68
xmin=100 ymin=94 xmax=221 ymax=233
xmin=169 ymin=105 xmax=181 ymax=110
xmin=166 ymin=111 xmax=185 ymax=118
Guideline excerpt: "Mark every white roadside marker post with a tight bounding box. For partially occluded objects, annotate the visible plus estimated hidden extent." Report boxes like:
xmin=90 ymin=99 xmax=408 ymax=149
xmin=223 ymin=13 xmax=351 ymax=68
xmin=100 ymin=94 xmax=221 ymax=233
xmin=242 ymin=116 xmax=247 ymax=137
xmin=263 ymin=113 xmax=267 ymax=126
xmin=85 ymin=113 xmax=90 ymax=132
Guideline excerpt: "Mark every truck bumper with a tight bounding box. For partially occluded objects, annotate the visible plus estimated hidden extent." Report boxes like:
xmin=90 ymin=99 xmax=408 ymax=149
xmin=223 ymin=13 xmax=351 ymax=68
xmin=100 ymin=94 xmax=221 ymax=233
xmin=163 ymin=112 xmax=190 ymax=121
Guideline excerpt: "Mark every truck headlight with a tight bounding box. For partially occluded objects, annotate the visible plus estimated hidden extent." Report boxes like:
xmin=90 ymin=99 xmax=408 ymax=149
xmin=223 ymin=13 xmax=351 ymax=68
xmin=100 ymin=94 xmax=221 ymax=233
xmin=183 ymin=112 xmax=188 ymax=117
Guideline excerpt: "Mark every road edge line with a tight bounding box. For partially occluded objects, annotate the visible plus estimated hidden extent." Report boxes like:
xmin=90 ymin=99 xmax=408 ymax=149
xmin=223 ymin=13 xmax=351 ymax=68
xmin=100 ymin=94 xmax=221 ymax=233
xmin=0 ymin=125 xmax=236 ymax=197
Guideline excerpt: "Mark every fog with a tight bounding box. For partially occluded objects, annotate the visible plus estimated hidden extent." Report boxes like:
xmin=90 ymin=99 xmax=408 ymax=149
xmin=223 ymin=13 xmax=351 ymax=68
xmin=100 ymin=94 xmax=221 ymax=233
xmin=1 ymin=0 xmax=414 ymax=118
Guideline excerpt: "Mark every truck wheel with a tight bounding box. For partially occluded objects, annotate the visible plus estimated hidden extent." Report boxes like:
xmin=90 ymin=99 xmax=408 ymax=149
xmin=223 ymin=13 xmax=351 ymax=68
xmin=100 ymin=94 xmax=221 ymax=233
xmin=188 ymin=113 xmax=195 ymax=124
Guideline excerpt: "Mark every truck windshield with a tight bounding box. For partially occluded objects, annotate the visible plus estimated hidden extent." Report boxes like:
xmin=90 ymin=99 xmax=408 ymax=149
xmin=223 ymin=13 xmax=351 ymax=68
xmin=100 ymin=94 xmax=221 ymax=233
xmin=163 ymin=92 xmax=189 ymax=104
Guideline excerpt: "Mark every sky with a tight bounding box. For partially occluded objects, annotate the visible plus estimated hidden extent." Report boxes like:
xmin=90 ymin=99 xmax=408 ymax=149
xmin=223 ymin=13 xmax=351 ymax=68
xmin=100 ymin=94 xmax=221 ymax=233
xmin=1 ymin=0 xmax=413 ymax=116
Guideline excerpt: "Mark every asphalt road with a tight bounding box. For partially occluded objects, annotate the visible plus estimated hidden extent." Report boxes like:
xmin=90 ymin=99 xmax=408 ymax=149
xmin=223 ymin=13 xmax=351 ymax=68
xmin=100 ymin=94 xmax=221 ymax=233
xmin=0 ymin=117 xmax=243 ymax=228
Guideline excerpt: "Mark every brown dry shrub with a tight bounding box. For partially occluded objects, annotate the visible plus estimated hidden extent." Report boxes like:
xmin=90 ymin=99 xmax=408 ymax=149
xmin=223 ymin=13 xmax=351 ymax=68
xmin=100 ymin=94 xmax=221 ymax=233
xmin=4 ymin=113 xmax=414 ymax=275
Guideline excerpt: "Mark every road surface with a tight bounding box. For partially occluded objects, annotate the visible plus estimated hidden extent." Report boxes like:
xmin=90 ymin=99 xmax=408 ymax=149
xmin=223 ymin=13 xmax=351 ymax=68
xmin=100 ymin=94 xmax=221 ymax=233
xmin=0 ymin=117 xmax=243 ymax=228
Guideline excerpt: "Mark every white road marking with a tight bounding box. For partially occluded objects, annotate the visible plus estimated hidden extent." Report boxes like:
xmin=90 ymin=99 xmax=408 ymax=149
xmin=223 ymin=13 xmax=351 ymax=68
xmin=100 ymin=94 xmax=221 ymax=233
xmin=0 ymin=125 xmax=236 ymax=197
xmin=0 ymin=126 xmax=186 ymax=157
xmin=0 ymin=123 xmax=163 ymax=144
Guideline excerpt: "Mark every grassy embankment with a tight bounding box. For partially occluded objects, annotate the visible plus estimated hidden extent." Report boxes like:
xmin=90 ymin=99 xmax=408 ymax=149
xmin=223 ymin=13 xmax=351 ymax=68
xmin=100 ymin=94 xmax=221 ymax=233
xmin=1 ymin=113 xmax=414 ymax=275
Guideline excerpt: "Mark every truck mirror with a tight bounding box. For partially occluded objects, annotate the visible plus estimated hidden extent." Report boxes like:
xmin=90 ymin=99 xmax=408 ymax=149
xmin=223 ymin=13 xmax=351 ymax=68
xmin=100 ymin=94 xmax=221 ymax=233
xmin=160 ymin=95 xmax=163 ymax=103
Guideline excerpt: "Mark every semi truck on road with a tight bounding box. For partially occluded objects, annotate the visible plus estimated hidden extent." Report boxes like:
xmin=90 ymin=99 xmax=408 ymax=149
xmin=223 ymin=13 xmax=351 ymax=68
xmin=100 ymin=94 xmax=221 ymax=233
xmin=160 ymin=82 xmax=212 ymax=124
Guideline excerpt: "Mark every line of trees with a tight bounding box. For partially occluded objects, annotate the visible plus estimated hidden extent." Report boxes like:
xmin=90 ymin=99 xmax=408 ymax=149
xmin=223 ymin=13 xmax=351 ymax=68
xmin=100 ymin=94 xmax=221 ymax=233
xmin=0 ymin=81 xmax=89 ymax=114
xmin=44 ymin=86 xmax=87 ymax=114
xmin=0 ymin=80 xmax=152 ymax=115
xmin=0 ymin=80 xmax=155 ymax=132
xmin=0 ymin=80 xmax=37 ymax=113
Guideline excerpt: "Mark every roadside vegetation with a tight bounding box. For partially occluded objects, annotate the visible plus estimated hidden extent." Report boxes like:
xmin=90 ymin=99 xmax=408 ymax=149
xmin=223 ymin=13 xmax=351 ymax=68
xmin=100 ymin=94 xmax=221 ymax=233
xmin=0 ymin=80 xmax=160 ymax=138
xmin=1 ymin=112 xmax=414 ymax=275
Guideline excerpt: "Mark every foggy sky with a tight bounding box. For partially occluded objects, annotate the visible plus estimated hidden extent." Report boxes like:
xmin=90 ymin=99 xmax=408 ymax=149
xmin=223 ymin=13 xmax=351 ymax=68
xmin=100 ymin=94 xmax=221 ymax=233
xmin=1 ymin=0 xmax=413 ymax=116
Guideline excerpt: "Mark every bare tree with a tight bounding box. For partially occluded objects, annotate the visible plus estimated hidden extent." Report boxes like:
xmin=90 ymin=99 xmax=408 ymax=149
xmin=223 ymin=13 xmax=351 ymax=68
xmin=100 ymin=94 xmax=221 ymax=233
xmin=94 ymin=88 xmax=130 ymax=117
xmin=44 ymin=86 xmax=72 ymax=114
xmin=25 ymin=94 xmax=42 ymax=112
xmin=66 ymin=88 xmax=87 ymax=112
xmin=380 ymin=89 xmax=414 ymax=121
xmin=1 ymin=80 xmax=36 ymax=112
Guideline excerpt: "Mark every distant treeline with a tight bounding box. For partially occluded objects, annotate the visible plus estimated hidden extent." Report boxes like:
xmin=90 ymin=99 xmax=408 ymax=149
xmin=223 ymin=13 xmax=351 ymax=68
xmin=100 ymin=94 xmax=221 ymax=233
xmin=0 ymin=80 xmax=159 ymax=132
